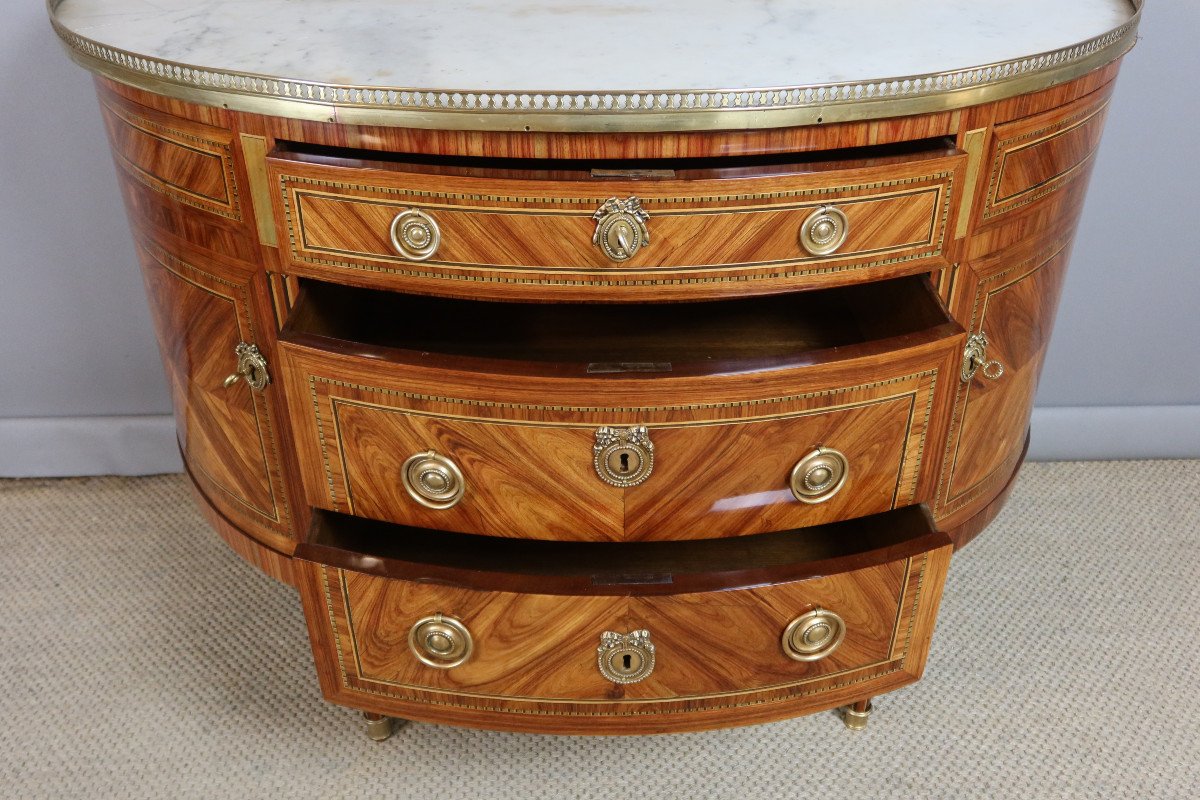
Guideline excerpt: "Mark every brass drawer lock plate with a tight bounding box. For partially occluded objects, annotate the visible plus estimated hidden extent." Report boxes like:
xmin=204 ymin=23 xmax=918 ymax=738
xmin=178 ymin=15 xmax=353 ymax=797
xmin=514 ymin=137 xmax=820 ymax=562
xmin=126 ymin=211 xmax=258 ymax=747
xmin=592 ymin=197 xmax=650 ymax=262
xmin=597 ymin=629 xmax=656 ymax=684
xmin=409 ymin=613 xmax=473 ymax=669
xmin=223 ymin=342 xmax=270 ymax=391
xmin=594 ymin=426 xmax=655 ymax=487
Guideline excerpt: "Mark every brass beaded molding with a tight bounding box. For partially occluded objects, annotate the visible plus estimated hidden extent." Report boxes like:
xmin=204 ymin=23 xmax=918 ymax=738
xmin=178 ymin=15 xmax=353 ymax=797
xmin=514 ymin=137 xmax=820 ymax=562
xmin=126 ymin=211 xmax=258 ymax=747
xmin=49 ymin=0 xmax=1141 ymax=132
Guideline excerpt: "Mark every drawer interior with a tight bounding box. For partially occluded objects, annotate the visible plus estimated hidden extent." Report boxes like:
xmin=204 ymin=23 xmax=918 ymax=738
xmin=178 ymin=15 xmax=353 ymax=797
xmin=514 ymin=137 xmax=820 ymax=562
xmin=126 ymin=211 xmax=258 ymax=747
xmin=298 ymin=505 xmax=947 ymax=596
xmin=272 ymin=136 xmax=956 ymax=182
xmin=282 ymin=274 xmax=955 ymax=375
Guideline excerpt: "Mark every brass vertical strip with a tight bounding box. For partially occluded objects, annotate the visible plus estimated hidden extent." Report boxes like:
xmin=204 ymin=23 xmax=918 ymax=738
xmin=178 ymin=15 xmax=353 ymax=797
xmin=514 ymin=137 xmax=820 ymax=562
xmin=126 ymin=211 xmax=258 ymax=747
xmin=239 ymin=133 xmax=278 ymax=247
xmin=954 ymin=128 xmax=987 ymax=239
xmin=267 ymin=273 xmax=289 ymax=331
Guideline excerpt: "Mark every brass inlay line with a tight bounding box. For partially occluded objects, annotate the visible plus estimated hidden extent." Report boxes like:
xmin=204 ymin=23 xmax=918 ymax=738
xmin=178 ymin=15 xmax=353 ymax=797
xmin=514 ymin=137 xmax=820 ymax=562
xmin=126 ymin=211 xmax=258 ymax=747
xmin=239 ymin=134 xmax=278 ymax=246
xmin=955 ymin=128 xmax=987 ymax=239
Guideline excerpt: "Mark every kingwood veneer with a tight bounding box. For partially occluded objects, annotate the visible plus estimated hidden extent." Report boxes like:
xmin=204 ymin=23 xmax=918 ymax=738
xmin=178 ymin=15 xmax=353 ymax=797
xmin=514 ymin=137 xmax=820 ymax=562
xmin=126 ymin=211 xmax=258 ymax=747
xmin=51 ymin=0 xmax=1141 ymax=739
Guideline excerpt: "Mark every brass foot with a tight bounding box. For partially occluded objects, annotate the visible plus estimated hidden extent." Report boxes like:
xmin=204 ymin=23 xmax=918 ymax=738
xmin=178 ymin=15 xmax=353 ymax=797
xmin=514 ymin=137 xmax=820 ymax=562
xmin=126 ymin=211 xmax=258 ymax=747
xmin=363 ymin=712 xmax=396 ymax=742
xmin=840 ymin=701 xmax=873 ymax=731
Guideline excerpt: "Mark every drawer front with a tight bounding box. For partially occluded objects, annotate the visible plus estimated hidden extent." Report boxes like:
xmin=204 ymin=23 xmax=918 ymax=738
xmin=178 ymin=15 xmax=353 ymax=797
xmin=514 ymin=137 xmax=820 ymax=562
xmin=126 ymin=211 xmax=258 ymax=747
xmin=278 ymin=337 xmax=959 ymax=542
xmin=298 ymin=541 xmax=951 ymax=730
xmin=269 ymin=152 xmax=961 ymax=300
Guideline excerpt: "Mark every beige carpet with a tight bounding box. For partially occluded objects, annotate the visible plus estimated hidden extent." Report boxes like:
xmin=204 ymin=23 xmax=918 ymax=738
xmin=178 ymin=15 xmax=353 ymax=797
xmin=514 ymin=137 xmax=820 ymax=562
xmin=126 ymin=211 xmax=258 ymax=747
xmin=1 ymin=462 xmax=1197 ymax=799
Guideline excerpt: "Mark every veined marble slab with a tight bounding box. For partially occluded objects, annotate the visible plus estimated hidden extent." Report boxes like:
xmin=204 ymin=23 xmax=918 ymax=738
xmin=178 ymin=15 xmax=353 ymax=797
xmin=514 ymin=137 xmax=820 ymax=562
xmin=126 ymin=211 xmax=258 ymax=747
xmin=54 ymin=0 xmax=1135 ymax=93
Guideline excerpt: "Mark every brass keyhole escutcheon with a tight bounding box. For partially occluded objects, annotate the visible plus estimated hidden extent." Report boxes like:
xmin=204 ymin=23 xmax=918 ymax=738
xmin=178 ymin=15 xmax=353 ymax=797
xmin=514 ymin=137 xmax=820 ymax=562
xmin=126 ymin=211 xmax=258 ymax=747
xmin=782 ymin=609 xmax=846 ymax=662
xmin=592 ymin=197 xmax=650 ymax=262
xmin=594 ymin=426 xmax=655 ymax=487
xmin=789 ymin=446 xmax=849 ymax=504
xmin=409 ymin=614 xmax=473 ymax=669
xmin=597 ymin=630 xmax=655 ymax=684
xmin=961 ymin=331 xmax=1005 ymax=382
xmin=222 ymin=342 xmax=270 ymax=392
xmin=401 ymin=451 xmax=466 ymax=509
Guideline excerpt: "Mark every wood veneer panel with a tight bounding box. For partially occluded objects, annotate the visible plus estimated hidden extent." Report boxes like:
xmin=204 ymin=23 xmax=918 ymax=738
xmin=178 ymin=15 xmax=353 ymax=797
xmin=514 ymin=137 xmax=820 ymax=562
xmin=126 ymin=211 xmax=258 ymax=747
xmin=982 ymin=85 xmax=1114 ymax=222
xmin=935 ymin=245 xmax=1072 ymax=525
xmin=134 ymin=235 xmax=294 ymax=549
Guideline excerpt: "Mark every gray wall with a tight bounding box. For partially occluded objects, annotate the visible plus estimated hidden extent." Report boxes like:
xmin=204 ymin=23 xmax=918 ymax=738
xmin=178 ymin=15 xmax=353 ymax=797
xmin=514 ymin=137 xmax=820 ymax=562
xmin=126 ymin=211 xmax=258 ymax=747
xmin=1 ymin=2 xmax=1197 ymax=477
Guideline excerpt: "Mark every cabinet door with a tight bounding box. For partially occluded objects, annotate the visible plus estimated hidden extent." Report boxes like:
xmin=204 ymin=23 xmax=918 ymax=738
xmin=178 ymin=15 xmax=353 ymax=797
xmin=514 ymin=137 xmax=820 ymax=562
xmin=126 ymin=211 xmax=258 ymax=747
xmin=935 ymin=244 xmax=1071 ymax=526
xmin=134 ymin=236 xmax=294 ymax=549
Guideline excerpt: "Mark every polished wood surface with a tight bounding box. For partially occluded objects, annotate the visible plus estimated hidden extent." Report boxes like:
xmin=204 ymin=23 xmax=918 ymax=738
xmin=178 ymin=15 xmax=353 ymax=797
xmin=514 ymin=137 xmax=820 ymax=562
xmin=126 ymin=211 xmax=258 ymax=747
xmin=87 ymin=61 xmax=1125 ymax=733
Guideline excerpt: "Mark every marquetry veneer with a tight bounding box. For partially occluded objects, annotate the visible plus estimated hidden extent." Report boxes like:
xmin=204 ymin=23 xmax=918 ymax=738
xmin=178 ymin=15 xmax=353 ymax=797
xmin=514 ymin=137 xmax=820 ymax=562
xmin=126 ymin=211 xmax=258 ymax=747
xmin=58 ymin=1 xmax=1136 ymax=737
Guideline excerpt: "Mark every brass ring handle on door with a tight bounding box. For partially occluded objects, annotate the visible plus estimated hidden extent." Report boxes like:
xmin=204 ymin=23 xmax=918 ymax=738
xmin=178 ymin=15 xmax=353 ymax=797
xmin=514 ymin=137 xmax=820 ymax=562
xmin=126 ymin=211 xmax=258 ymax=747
xmin=799 ymin=205 xmax=850 ymax=255
xmin=390 ymin=208 xmax=441 ymax=261
xmin=222 ymin=342 xmax=270 ymax=391
xmin=961 ymin=332 xmax=1005 ymax=382
xmin=401 ymin=451 xmax=465 ymax=509
xmin=789 ymin=447 xmax=849 ymax=504
xmin=409 ymin=614 xmax=473 ymax=669
xmin=782 ymin=609 xmax=846 ymax=662
xmin=592 ymin=197 xmax=650 ymax=262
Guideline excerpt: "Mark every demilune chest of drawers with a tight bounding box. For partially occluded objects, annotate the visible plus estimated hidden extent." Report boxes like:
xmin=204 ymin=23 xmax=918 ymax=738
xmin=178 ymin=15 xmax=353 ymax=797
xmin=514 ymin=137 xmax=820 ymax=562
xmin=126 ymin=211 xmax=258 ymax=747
xmin=51 ymin=0 xmax=1141 ymax=738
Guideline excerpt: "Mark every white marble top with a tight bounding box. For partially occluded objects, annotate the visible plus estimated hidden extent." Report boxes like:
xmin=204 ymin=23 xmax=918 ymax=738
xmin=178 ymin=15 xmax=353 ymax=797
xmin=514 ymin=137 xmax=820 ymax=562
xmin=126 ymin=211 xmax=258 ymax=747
xmin=55 ymin=0 xmax=1135 ymax=93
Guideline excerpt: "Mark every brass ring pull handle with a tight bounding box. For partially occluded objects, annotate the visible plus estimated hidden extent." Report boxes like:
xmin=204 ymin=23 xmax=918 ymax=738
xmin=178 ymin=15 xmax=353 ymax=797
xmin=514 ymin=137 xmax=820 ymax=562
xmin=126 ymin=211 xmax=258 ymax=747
xmin=401 ymin=451 xmax=465 ymax=509
xmin=390 ymin=208 xmax=441 ymax=261
xmin=961 ymin=332 xmax=1005 ymax=382
xmin=782 ymin=609 xmax=846 ymax=662
xmin=592 ymin=197 xmax=650 ymax=262
xmin=409 ymin=614 xmax=473 ymax=669
xmin=222 ymin=342 xmax=270 ymax=391
xmin=799 ymin=205 xmax=850 ymax=255
xmin=597 ymin=630 xmax=656 ymax=684
xmin=789 ymin=447 xmax=849 ymax=504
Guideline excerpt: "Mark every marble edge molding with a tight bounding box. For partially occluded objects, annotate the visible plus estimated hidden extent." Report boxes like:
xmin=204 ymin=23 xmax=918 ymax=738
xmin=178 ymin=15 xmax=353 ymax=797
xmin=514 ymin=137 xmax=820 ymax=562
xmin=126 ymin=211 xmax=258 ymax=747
xmin=48 ymin=0 xmax=1142 ymax=133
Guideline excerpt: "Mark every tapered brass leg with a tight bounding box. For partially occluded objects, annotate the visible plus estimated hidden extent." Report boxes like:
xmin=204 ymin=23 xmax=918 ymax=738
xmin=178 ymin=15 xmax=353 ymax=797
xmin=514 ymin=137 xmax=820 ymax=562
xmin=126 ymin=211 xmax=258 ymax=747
xmin=840 ymin=699 xmax=873 ymax=731
xmin=363 ymin=712 xmax=397 ymax=741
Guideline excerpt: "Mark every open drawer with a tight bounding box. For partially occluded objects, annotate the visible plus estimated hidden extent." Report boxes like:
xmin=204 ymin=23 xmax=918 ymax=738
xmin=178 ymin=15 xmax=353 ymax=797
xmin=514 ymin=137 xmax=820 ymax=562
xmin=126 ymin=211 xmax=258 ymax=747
xmin=276 ymin=275 xmax=963 ymax=541
xmin=297 ymin=505 xmax=953 ymax=734
xmin=267 ymin=139 xmax=964 ymax=301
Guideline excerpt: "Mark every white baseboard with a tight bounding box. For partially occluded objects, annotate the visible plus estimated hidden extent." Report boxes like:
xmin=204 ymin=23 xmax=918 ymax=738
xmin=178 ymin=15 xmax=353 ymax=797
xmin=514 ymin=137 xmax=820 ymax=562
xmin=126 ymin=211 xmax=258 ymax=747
xmin=0 ymin=407 xmax=1196 ymax=478
xmin=0 ymin=415 xmax=182 ymax=477
xmin=1028 ymin=405 xmax=1200 ymax=461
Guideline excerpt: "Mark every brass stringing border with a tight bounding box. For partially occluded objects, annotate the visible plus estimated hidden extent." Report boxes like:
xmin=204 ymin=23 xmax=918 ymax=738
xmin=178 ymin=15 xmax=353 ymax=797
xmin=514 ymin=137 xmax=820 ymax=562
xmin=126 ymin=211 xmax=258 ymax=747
xmin=100 ymin=100 xmax=241 ymax=219
xmin=50 ymin=0 xmax=1141 ymax=133
xmin=325 ymin=554 xmax=928 ymax=712
xmin=138 ymin=239 xmax=290 ymax=528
